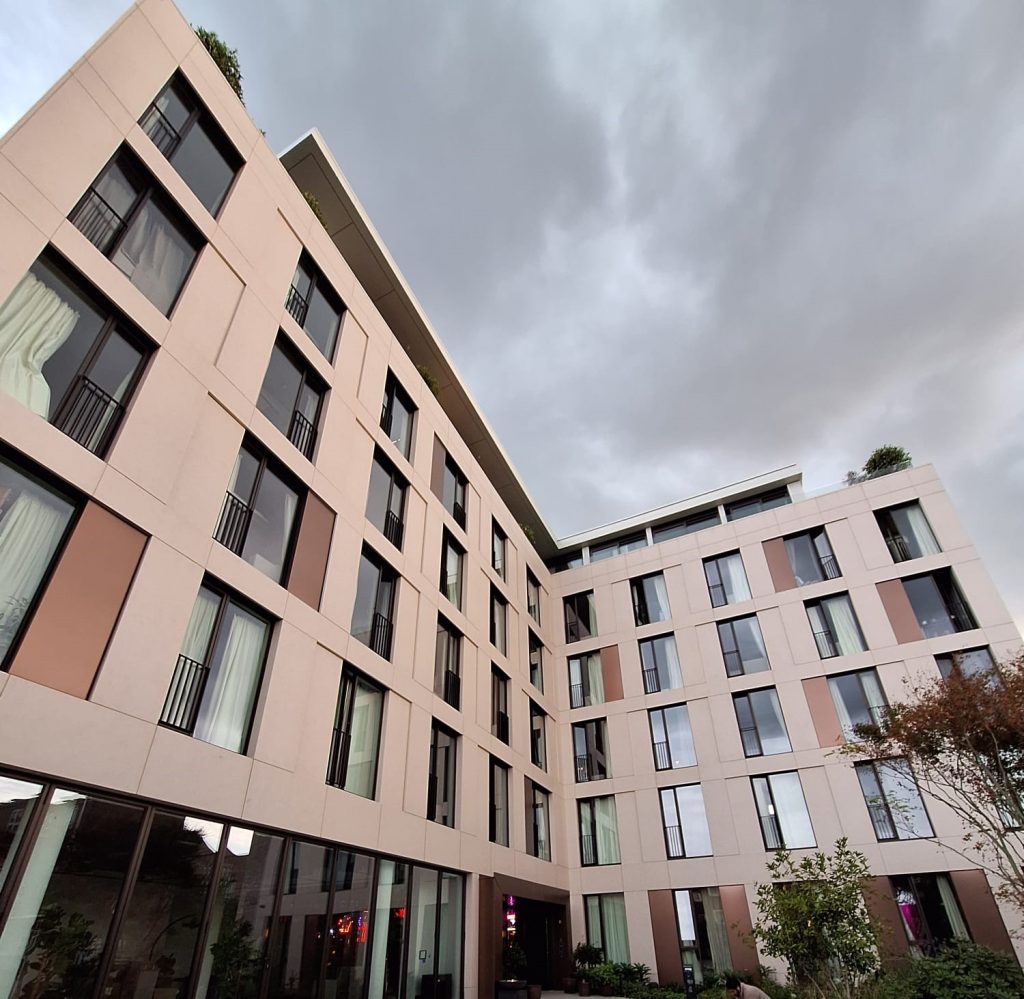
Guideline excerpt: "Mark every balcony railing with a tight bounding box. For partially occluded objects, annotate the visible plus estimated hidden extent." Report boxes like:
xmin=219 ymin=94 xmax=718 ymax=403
xmin=653 ymin=740 xmax=671 ymax=770
xmin=369 ymin=612 xmax=393 ymax=660
xmin=215 ymin=492 xmax=252 ymax=555
xmin=160 ymin=654 xmax=209 ymax=732
xmin=566 ymin=620 xmax=592 ymax=644
xmin=53 ymin=376 xmax=123 ymax=456
xmin=383 ymin=509 xmax=404 ymax=549
xmin=141 ymin=103 xmax=181 ymax=156
xmin=634 ymin=601 xmax=650 ymax=626
xmin=493 ymin=710 xmax=509 ymax=744
xmin=443 ymin=574 xmax=461 ymax=606
xmin=326 ymin=727 xmax=352 ymax=788
xmin=452 ymin=499 xmax=466 ymax=530
xmin=442 ymin=669 xmax=461 ymax=710
xmin=665 ymin=824 xmax=684 ymax=859
xmin=288 ymin=409 xmax=317 ymax=460
xmin=528 ymin=601 xmax=540 ymax=623
xmin=813 ymin=629 xmax=839 ymax=659
xmin=569 ymin=683 xmax=586 ymax=709
xmin=379 ymin=400 xmax=394 ymax=436
xmin=70 ymin=188 xmax=127 ymax=255
xmin=708 ymin=582 xmax=727 ymax=607
xmin=885 ymin=533 xmax=913 ymax=562
xmin=575 ymin=754 xmax=592 ymax=782
xmin=819 ymin=553 xmax=841 ymax=579
xmin=426 ymin=772 xmax=439 ymax=821
xmin=739 ymin=726 xmax=762 ymax=758
xmin=759 ymin=813 xmax=784 ymax=850
xmin=642 ymin=667 xmax=661 ymax=695
xmin=580 ymin=833 xmax=597 ymax=866
xmin=722 ymin=649 xmax=744 ymax=677
xmin=285 ymin=283 xmax=309 ymax=327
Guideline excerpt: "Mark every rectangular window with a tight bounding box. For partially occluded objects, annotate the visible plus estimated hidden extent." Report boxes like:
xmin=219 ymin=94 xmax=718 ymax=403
xmin=530 ymin=700 xmax=547 ymax=770
xmin=380 ymin=371 xmax=416 ymax=459
xmin=578 ymin=796 xmax=621 ymax=866
xmin=631 ymin=572 xmax=670 ymax=625
xmin=935 ymin=646 xmax=996 ymax=680
xmin=326 ymin=665 xmax=384 ymax=798
xmin=490 ymin=587 xmax=508 ymax=654
xmin=0 ymin=253 xmax=152 ymax=456
xmin=590 ymin=532 xmax=647 ymax=562
xmin=805 ymin=593 xmax=867 ymax=658
xmin=828 ymin=668 xmax=887 ymax=740
xmin=214 ymin=440 xmax=301 ymax=584
xmin=856 ymin=759 xmax=933 ymax=841
xmin=69 ymin=147 xmax=201 ymax=315
xmin=724 ymin=487 xmax=790 ymax=521
xmin=0 ymin=453 xmax=77 ymax=667
xmin=673 ymin=887 xmax=730 ymax=985
xmin=435 ymin=616 xmax=462 ymax=710
xmin=441 ymin=453 xmax=467 ymax=529
xmin=784 ymin=527 xmax=840 ymax=585
xmin=569 ymin=652 xmax=604 ymax=708
xmin=751 ymin=772 xmax=816 ymax=849
xmin=491 ymin=666 xmax=510 ymax=744
xmin=549 ymin=549 xmax=584 ymax=573
xmin=649 ymin=704 xmax=696 ymax=770
xmin=257 ymin=335 xmax=325 ymax=460
xmin=527 ymin=780 xmax=551 ymax=861
xmin=140 ymin=73 xmax=241 ymax=215
xmin=573 ymin=719 xmax=609 ymax=782
xmin=717 ymin=614 xmax=769 ymax=676
xmin=890 ymin=873 xmax=969 ymax=954
xmin=286 ymin=251 xmax=344 ymax=361
xmin=440 ymin=530 xmax=464 ymax=610
xmin=365 ymin=448 xmax=407 ymax=549
xmin=703 ymin=551 xmax=751 ymax=607
xmin=564 ymin=590 xmax=597 ymax=643
xmin=659 ymin=784 xmax=712 ymax=858
xmin=489 ymin=757 xmax=509 ymax=846
xmin=902 ymin=569 xmax=976 ymax=638
xmin=428 ymin=722 xmax=457 ymax=827
xmin=585 ymin=893 xmax=630 ymax=963
xmin=160 ymin=581 xmax=271 ymax=753
xmin=492 ymin=521 xmax=506 ymax=579
xmin=527 ymin=571 xmax=541 ymax=624
xmin=733 ymin=688 xmax=791 ymax=757
xmin=351 ymin=546 xmax=398 ymax=660
xmin=876 ymin=502 xmax=941 ymax=563
xmin=652 ymin=508 xmax=721 ymax=544
xmin=640 ymin=633 xmax=683 ymax=694
xmin=529 ymin=631 xmax=544 ymax=692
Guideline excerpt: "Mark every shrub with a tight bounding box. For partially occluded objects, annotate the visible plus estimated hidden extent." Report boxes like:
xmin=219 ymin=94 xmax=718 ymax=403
xmin=302 ymin=191 xmax=328 ymax=231
xmin=194 ymin=27 xmax=243 ymax=104
xmin=416 ymin=363 xmax=441 ymax=398
xmin=864 ymin=941 xmax=1024 ymax=999
xmin=862 ymin=445 xmax=911 ymax=477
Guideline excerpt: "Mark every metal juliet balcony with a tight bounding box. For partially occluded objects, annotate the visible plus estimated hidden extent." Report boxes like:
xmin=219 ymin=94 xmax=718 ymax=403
xmin=819 ymin=553 xmax=841 ymax=579
xmin=452 ymin=499 xmax=466 ymax=530
xmin=493 ymin=710 xmax=509 ymax=744
xmin=642 ymin=667 xmax=661 ymax=695
xmin=885 ymin=534 xmax=913 ymax=562
xmin=288 ymin=409 xmax=317 ymax=460
xmin=569 ymin=683 xmax=586 ymax=709
xmin=215 ymin=492 xmax=252 ymax=555
xmin=160 ymin=655 xmax=209 ymax=733
xmin=580 ymin=833 xmax=597 ymax=866
xmin=383 ymin=510 xmax=404 ymax=549
xmin=53 ymin=376 xmax=123 ymax=456
xmin=653 ymin=740 xmax=671 ymax=771
xmin=664 ymin=824 xmax=684 ymax=859
xmin=141 ymin=103 xmax=181 ymax=156
xmin=442 ymin=669 xmax=461 ymax=710
xmin=369 ymin=612 xmax=393 ymax=660
xmin=285 ymin=283 xmax=309 ymax=326
xmin=813 ymin=629 xmax=839 ymax=659
xmin=70 ymin=188 xmax=126 ymax=255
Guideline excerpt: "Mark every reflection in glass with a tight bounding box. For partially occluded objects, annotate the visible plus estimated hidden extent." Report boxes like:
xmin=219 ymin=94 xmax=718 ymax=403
xmin=324 ymin=851 xmax=375 ymax=999
xmin=368 ymin=861 xmax=408 ymax=999
xmin=404 ymin=868 xmax=439 ymax=999
xmin=0 ymin=777 xmax=44 ymax=893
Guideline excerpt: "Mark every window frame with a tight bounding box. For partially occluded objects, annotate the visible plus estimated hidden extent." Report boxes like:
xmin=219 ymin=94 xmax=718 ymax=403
xmin=703 ymin=551 xmax=750 ymax=608
xmin=783 ymin=526 xmax=841 ymax=585
xmin=526 ymin=571 xmax=541 ymax=625
xmin=365 ymin=447 xmax=407 ymax=550
xmin=489 ymin=756 xmax=510 ymax=846
xmin=427 ymin=720 xmax=458 ymax=828
xmin=648 ymin=703 xmax=697 ymax=771
xmin=434 ymin=615 xmax=462 ymax=711
xmin=325 ymin=664 xmax=385 ymax=799
xmin=724 ymin=487 xmax=790 ymax=521
xmin=490 ymin=586 xmax=508 ymax=655
xmin=827 ymin=667 xmax=888 ymax=741
xmin=733 ymin=687 xmax=791 ymax=758
xmin=630 ymin=572 xmax=670 ymax=626
xmin=751 ymin=771 xmax=816 ymax=850
xmin=491 ymin=520 xmax=507 ymax=580
xmin=658 ymin=783 xmax=712 ymax=859
xmin=491 ymin=666 xmax=510 ymax=744
xmin=855 ymin=759 xmax=934 ymax=842
xmin=568 ymin=651 xmax=604 ymax=709
xmin=716 ymin=614 xmax=769 ymax=677
xmin=876 ymin=501 xmax=941 ymax=563
xmin=528 ymin=631 xmax=544 ymax=692
xmin=351 ymin=545 xmax=399 ymax=660
xmin=529 ymin=700 xmax=547 ymax=770
xmin=527 ymin=779 xmax=551 ymax=861
xmin=639 ymin=632 xmax=682 ymax=694
xmin=256 ymin=334 xmax=326 ymax=461
xmin=285 ymin=251 xmax=345 ymax=363
xmin=564 ymin=590 xmax=597 ymax=644
xmin=805 ymin=592 xmax=867 ymax=659
xmin=379 ymin=371 xmax=416 ymax=460
xmin=439 ymin=530 xmax=464 ymax=610
xmin=577 ymin=795 xmax=621 ymax=867
xmin=572 ymin=718 xmax=609 ymax=783
xmin=901 ymin=568 xmax=977 ymax=638
xmin=441 ymin=453 xmax=468 ymax=529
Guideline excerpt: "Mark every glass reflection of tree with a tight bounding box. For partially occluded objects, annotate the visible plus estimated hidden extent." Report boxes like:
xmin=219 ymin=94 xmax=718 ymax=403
xmin=18 ymin=904 xmax=99 ymax=999
xmin=209 ymin=914 xmax=258 ymax=999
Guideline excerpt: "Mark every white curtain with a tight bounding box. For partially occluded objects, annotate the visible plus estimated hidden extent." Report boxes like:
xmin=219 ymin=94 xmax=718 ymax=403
xmin=347 ymin=682 xmax=382 ymax=798
xmin=906 ymin=505 xmax=940 ymax=556
xmin=594 ymin=797 xmax=620 ymax=864
xmin=112 ymin=202 xmax=192 ymax=314
xmin=586 ymin=654 xmax=605 ymax=704
xmin=824 ymin=594 xmax=864 ymax=655
xmin=700 ymin=888 xmax=732 ymax=973
xmin=936 ymin=875 xmax=969 ymax=939
xmin=661 ymin=636 xmax=684 ymax=690
xmin=829 ymin=678 xmax=856 ymax=740
xmin=651 ymin=573 xmax=670 ymax=617
xmin=0 ymin=272 xmax=78 ymax=416
xmin=600 ymin=895 xmax=630 ymax=963
xmin=772 ymin=773 xmax=816 ymax=848
xmin=678 ymin=785 xmax=712 ymax=857
xmin=722 ymin=554 xmax=751 ymax=603
xmin=180 ymin=587 xmax=219 ymax=662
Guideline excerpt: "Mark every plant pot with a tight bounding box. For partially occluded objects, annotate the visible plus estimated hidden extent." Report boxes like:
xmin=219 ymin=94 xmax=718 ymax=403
xmin=527 ymin=985 xmax=543 ymax=999
xmin=578 ymin=982 xmax=592 ymax=997
xmin=562 ymin=976 xmax=578 ymax=994
xmin=496 ymin=979 xmax=527 ymax=999
xmin=600 ymin=986 xmax=614 ymax=997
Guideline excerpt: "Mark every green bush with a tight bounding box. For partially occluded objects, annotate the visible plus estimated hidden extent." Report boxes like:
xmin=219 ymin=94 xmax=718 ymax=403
xmin=862 ymin=941 xmax=1024 ymax=999
xmin=194 ymin=27 xmax=243 ymax=104
xmin=862 ymin=445 xmax=911 ymax=477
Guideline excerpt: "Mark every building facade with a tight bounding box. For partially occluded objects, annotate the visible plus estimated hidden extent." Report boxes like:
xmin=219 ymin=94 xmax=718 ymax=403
xmin=0 ymin=2 xmax=1019 ymax=997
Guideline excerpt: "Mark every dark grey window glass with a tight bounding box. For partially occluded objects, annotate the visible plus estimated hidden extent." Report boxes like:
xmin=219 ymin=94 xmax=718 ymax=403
xmin=285 ymin=253 xmax=343 ymax=361
xmin=529 ymin=632 xmax=544 ymax=692
xmin=490 ymin=587 xmax=507 ymax=654
xmin=325 ymin=849 xmax=376 ymax=998
xmin=530 ymin=700 xmax=547 ymax=770
xmin=856 ymin=759 xmax=933 ymax=841
xmin=725 ymin=487 xmax=790 ymax=521
xmin=876 ymin=502 xmax=941 ymax=563
xmin=590 ymin=532 xmax=647 ymax=562
xmin=828 ymin=668 xmax=887 ymax=740
xmin=435 ymin=616 xmax=462 ymax=710
xmin=935 ymin=646 xmax=996 ymax=680
xmin=441 ymin=454 xmax=467 ymax=529
xmin=653 ymin=508 xmax=722 ymax=544
xmin=380 ymin=372 xmax=415 ymax=459
xmin=784 ymin=527 xmax=840 ymax=584
xmin=527 ymin=781 xmax=551 ymax=861
xmin=631 ymin=572 xmax=670 ymax=625
xmin=365 ymin=448 xmax=406 ymax=549
xmin=256 ymin=337 xmax=324 ymax=459
xmin=492 ymin=521 xmax=506 ymax=579
xmin=902 ymin=569 xmax=976 ymax=638
xmin=351 ymin=547 xmax=397 ymax=660
xmin=491 ymin=667 xmax=510 ymax=744
xmin=327 ymin=666 xmax=384 ymax=798
xmin=733 ymin=688 xmax=791 ymax=757
xmin=527 ymin=571 xmax=541 ymax=624
xmin=428 ymin=722 xmax=457 ymax=827
xmin=649 ymin=704 xmax=696 ymax=770
xmin=640 ymin=633 xmax=683 ymax=693
xmin=659 ymin=784 xmax=712 ymax=858
xmin=569 ymin=652 xmax=604 ymax=708
xmin=578 ymin=796 xmax=620 ymax=866
xmin=805 ymin=593 xmax=867 ymax=658
xmin=672 ymin=888 xmax=730 ymax=984
xmin=564 ymin=590 xmax=597 ymax=643
xmin=751 ymin=772 xmax=815 ymax=849
xmin=573 ymin=719 xmax=609 ymax=782
xmin=717 ymin=615 xmax=769 ymax=676
xmin=548 ymin=550 xmax=584 ymax=573
xmin=440 ymin=530 xmax=463 ymax=610
xmin=489 ymin=757 xmax=509 ymax=846
xmin=703 ymin=551 xmax=751 ymax=607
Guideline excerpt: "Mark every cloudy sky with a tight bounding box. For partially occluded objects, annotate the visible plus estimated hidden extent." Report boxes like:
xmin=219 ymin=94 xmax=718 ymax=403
xmin=2 ymin=1 xmax=1022 ymax=626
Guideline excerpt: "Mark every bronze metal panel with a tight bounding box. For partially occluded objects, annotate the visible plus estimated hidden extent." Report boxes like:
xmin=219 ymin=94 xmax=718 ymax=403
xmin=763 ymin=537 xmax=797 ymax=591
xmin=286 ymin=491 xmax=335 ymax=609
xmin=600 ymin=645 xmax=624 ymax=702
xmin=864 ymin=876 xmax=910 ymax=965
xmin=949 ymin=869 xmax=1014 ymax=955
xmin=876 ymin=578 xmax=924 ymax=644
xmin=802 ymin=676 xmax=844 ymax=748
xmin=719 ymin=884 xmax=759 ymax=977
xmin=648 ymin=889 xmax=683 ymax=986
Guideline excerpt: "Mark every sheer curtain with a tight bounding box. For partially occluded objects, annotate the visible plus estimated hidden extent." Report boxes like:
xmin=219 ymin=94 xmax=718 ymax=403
xmin=179 ymin=587 xmax=219 ymax=662
xmin=600 ymin=895 xmax=630 ymax=963
xmin=773 ymin=773 xmax=815 ymax=848
xmin=651 ymin=574 xmax=670 ymax=617
xmin=586 ymin=654 xmax=605 ymax=704
xmin=113 ymin=202 xmax=193 ymax=314
xmin=347 ymin=682 xmax=382 ymax=797
xmin=824 ymin=595 xmax=864 ymax=654
xmin=661 ymin=637 xmax=684 ymax=689
xmin=906 ymin=505 xmax=940 ymax=556
xmin=594 ymin=797 xmax=620 ymax=864
xmin=701 ymin=888 xmax=732 ymax=974
xmin=722 ymin=554 xmax=751 ymax=602
xmin=936 ymin=875 xmax=969 ymax=939
xmin=0 ymin=272 xmax=79 ymax=416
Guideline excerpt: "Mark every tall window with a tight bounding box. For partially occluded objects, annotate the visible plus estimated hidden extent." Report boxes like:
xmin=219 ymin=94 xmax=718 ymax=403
xmin=0 ymin=454 xmax=76 ymax=667
xmin=673 ymin=888 xmax=731 ymax=984
xmin=828 ymin=668 xmax=887 ymax=740
xmin=631 ymin=572 xmax=670 ymax=625
xmin=734 ymin=688 xmax=791 ymax=757
xmin=724 ymin=487 xmax=790 ymax=521
xmin=578 ymin=796 xmax=621 ymax=866
xmin=69 ymin=147 xmax=201 ymax=315
xmin=856 ymin=760 xmax=933 ymax=841
xmin=491 ymin=666 xmax=510 ymax=744
xmin=285 ymin=252 xmax=344 ymax=361
xmin=140 ymin=73 xmax=241 ymax=215
xmin=530 ymin=701 xmax=547 ymax=770
xmin=890 ymin=873 xmax=969 ymax=955
xmin=440 ymin=530 xmax=463 ymax=610
xmin=876 ymin=502 xmax=940 ymax=563
xmin=805 ymin=593 xmax=866 ymax=658
xmin=527 ymin=780 xmax=551 ymax=861
xmin=428 ymin=722 xmax=457 ymax=827
xmin=590 ymin=532 xmax=647 ymax=562
xmin=256 ymin=336 xmax=325 ymax=460
xmin=526 ymin=571 xmax=541 ymax=624
xmin=0 ymin=254 xmax=151 ymax=456
xmin=649 ymin=704 xmax=696 ymax=770
xmin=492 ymin=521 xmax=507 ymax=579
xmin=717 ymin=615 xmax=769 ymax=676
xmin=490 ymin=587 xmax=508 ymax=654
xmin=441 ymin=453 xmax=467 ymax=529
xmin=652 ymin=508 xmax=720 ymax=543
xmin=326 ymin=666 xmax=384 ymax=798
xmin=751 ymin=772 xmax=815 ymax=849
xmin=902 ymin=569 xmax=976 ymax=637
xmin=380 ymin=371 xmax=415 ymax=459
xmin=784 ymin=527 xmax=840 ymax=584
xmin=659 ymin=784 xmax=712 ymax=858
xmin=214 ymin=440 xmax=301 ymax=583
xmin=640 ymin=633 xmax=683 ymax=694
xmin=160 ymin=582 xmax=271 ymax=753
xmin=435 ymin=616 xmax=462 ymax=710
xmin=365 ymin=448 xmax=407 ymax=549
xmin=351 ymin=547 xmax=397 ymax=660
xmin=489 ymin=757 xmax=509 ymax=846
xmin=935 ymin=646 xmax=996 ymax=680
xmin=569 ymin=652 xmax=604 ymax=708
xmin=528 ymin=632 xmax=544 ymax=692
xmin=564 ymin=590 xmax=597 ymax=643
xmin=573 ymin=719 xmax=609 ymax=782
xmin=585 ymin=894 xmax=630 ymax=963
xmin=703 ymin=551 xmax=751 ymax=607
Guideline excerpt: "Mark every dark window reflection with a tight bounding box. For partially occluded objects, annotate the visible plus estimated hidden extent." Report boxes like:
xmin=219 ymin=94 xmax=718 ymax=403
xmin=324 ymin=851 xmax=375 ymax=999
xmin=367 ymin=861 xmax=408 ymax=999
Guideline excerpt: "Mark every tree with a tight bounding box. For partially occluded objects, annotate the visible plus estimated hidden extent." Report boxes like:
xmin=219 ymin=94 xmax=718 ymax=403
xmin=751 ymin=838 xmax=879 ymax=999
xmin=861 ymin=445 xmax=911 ymax=477
xmin=844 ymin=651 xmax=1024 ymax=917
xmin=194 ymin=27 xmax=244 ymax=104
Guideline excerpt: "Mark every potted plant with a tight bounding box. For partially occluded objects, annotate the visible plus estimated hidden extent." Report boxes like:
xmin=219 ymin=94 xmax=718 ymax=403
xmin=589 ymin=963 xmax=617 ymax=996
xmin=573 ymin=942 xmax=603 ymax=997
xmin=526 ymin=984 xmax=543 ymax=999
xmin=497 ymin=940 xmax=528 ymax=999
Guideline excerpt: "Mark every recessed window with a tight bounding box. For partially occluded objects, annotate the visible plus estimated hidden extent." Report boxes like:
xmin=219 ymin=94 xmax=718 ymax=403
xmin=659 ymin=784 xmax=712 ymax=859
xmin=717 ymin=614 xmax=769 ymax=676
xmin=491 ymin=521 xmax=507 ymax=579
xmin=652 ymin=508 xmax=721 ymax=544
xmin=0 ymin=253 xmax=151 ymax=456
xmin=380 ymin=371 xmax=416 ymax=459
xmin=527 ymin=780 xmax=551 ymax=861
xmin=589 ymin=532 xmax=647 ymax=562
xmin=734 ymin=688 xmax=791 ymax=757
xmin=351 ymin=547 xmax=397 ymax=660
xmin=751 ymin=772 xmax=815 ymax=849
xmin=489 ymin=757 xmax=509 ymax=846
xmin=805 ymin=593 xmax=867 ymax=658
xmin=256 ymin=336 xmax=325 ymax=460
xmin=703 ymin=551 xmax=751 ymax=607
xmin=530 ymin=700 xmax=547 ymax=770
xmin=876 ymin=502 xmax=940 ymax=563
xmin=902 ymin=569 xmax=976 ymax=638
xmin=140 ymin=73 xmax=241 ymax=215
xmin=428 ymin=722 xmax=457 ymax=827
xmin=564 ymin=590 xmax=597 ymax=643
xmin=640 ymin=633 xmax=683 ymax=694
xmin=725 ymin=487 xmax=790 ymax=522
xmin=0 ymin=453 xmax=77 ymax=667
xmin=648 ymin=704 xmax=696 ymax=770
xmin=214 ymin=440 xmax=301 ymax=584
xmin=568 ymin=652 xmax=603 ymax=709
xmin=160 ymin=581 xmax=271 ymax=753
xmin=672 ymin=888 xmax=730 ymax=985
xmin=441 ymin=453 xmax=468 ymax=529
xmin=856 ymin=759 xmax=933 ymax=841
xmin=491 ymin=666 xmax=510 ymax=744
xmin=529 ymin=631 xmax=544 ymax=692
xmin=285 ymin=252 xmax=344 ymax=362
xmin=526 ymin=571 xmax=541 ymax=625
xmin=70 ymin=146 xmax=201 ymax=315
xmin=365 ymin=448 xmax=406 ymax=550
xmin=573 ymin=719 xmax=609 ymax=782
xmin=548 ymin=550 xmax=584 ymax=573
xmin=434 ymin=616 xmax=462 ymax=710
xmin=935 ymin=646 xmax=996 ymax=680
xmin=828 ymin=668 xmax=887 ymax=740
xmin=631 ymin=572 xmax=670 ymax=626
xmin=784 ymin=527 xmax=840 ymax=585
xmin=490 ymin=587 xmax=508 ymax=655
xmin=440 ymin=530 xmax=464 ymax=610
xmin=326 ymin=665 xmax=384 ymax=799
xmin=890 ymin=874 xmax=969 ymax=954
xmin=578 ymin=796 xmax=620 ymax=866
xmin=585 ymin=894 xmax=630 ymax=963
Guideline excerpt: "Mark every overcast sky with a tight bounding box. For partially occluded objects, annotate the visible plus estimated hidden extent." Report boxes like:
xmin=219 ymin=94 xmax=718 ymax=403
xmin=1 ymin=1 xmax=1022 ymax=628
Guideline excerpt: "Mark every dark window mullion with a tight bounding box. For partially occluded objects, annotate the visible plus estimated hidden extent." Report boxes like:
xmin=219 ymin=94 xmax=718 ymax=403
xmin=183 ymin=821 xmax=230 ymax=997
xmin=257 ymin=833 xmax=292 ymax=999
xmin=314 ymin=849 xmax=340 ymax=999
xmin=0 ymin=780 xmax=56 ymax=935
